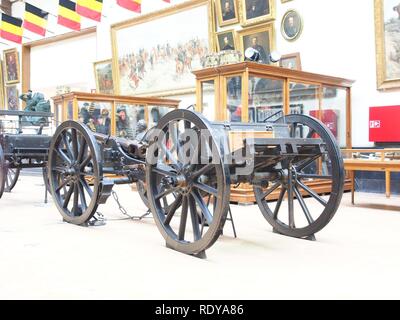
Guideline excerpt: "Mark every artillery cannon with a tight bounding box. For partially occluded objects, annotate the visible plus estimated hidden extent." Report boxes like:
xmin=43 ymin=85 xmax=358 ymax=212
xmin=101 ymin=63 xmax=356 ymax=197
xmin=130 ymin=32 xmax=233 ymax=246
xmin=0 ymin=110 xmax=53 ymax=199
xmin=48 ymin=108 xmax=344 ymax=257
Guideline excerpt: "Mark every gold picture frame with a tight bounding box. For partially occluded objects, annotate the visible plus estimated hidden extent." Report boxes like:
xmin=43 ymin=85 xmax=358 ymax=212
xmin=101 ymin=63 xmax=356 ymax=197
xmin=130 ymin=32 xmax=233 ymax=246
xmin=3 ymin=48 xmax=20 ymax=85
xmin=93 ymin=59 xmax=114 ymax=95
xmin=0 ymin=60 xmax=5 ymax=109
xmin=240 ymin=0 xmax=276 ymax=27
xmin=281 ymin=9 xmax=303 ymax=41
xmin=279 ymin=52 xmax=302 ymax=70
xmin=237 ymin=23 xmax=276 ymax=64
xmin=111 ymin=0 xmax=215 ymax=97
xmin=5 ymin=85 xmax=19 ymax=110
xmin=215 ymin=0 xmax=240 ymax=27
xmin=216 ymin=29 xmax=238 ymax=51
xmin=375 ymin=0 xmax=400 ymax=90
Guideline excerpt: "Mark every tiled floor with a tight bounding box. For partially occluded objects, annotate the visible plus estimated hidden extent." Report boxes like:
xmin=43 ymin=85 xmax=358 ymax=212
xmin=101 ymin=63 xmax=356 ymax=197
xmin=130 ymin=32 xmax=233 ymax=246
xmin=0 ymin=174 xmax=399 ymax=299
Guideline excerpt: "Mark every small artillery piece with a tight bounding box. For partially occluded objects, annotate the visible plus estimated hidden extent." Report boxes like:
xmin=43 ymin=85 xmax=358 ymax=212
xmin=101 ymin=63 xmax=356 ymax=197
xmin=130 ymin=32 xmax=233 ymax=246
xmin=0 ymin=110 xmax=54 ymax=199
xmin=48 ymin=108 xmax=344 ymax=258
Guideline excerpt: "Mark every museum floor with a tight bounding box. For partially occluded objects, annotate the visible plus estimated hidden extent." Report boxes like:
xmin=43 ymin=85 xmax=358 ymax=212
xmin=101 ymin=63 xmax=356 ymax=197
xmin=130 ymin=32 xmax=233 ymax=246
xmin=0 ymin=174 xmax=399 ymax=300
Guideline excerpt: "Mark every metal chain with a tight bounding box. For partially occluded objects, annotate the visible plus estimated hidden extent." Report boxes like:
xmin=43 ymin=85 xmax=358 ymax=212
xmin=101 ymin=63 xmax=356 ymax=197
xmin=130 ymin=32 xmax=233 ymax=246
xmin=111 ymin=190 xmax=151 ymax=221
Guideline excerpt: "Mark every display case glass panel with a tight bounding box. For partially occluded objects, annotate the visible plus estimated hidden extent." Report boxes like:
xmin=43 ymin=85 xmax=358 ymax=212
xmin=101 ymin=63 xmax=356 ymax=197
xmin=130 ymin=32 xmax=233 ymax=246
xmin=54 ymin=102 xmax=63 ymax=125
xmin=226 ymin=76 xmax=242 ymax=122
xmin=149 ymin=105 xmax=174 ymax=128
xmin=78 ymin=101 xmax=112 ymax=135
xmin=289 ymin=82 xmax=319 ymax=119
xmin=249 ymin=77 xmax=284 ymax=123
xmin=201 ymin=80 xmax=216 ymax=121
xmin=66 ymin=100 xmax=74 ymax=120
xmin=115 ymin=104 xmax=145 ymax=140
xmin=322 ymin=86 xmax=347 ymax=148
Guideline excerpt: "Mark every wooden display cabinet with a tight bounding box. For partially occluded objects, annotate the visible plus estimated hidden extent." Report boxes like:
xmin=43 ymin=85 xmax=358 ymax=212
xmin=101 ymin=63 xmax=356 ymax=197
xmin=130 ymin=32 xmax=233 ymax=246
xmin=52 ymin=92 xmax=180 ymax=139
xmin=193 ymin=62 xmax=354 ymax=203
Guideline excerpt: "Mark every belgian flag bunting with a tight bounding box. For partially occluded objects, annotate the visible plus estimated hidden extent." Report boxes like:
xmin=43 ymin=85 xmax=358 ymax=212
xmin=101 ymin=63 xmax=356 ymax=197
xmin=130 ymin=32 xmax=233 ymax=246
xmin=117 ymin=0 xmax=142 ymax=13
xmin=1 ymin=14 xmax=23 ymax=44
xmin=58 ymin=0 xmax=81 ymax=31
xmin=77 ymin=0 xmax=103 ymax=22
xmin=23 ymin=3 xmax=49 ymax=37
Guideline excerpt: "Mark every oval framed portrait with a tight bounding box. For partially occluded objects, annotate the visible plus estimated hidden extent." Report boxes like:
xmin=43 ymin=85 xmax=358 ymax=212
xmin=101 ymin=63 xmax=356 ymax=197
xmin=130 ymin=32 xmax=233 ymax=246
xmin=281 ymin=9 xmax=303 ymax=41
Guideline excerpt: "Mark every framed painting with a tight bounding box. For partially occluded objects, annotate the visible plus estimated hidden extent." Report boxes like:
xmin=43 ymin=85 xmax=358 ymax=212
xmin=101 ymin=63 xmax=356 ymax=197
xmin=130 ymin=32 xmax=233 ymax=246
xmin=216 ymin=30 xmax=237 ymax=51
xmin=216 ymin=0 xmax=239 ymax=27
xmin=240 ymin=0 xmax=275 ymax=27
xmin=280 ymin=52 xmax=302 ymax=70
xmin=238 ymin=23 xmax=275 ymax=64
xmin=375 ymin=0 xmax=400 ymax=90
xmin=5 ymin=85 xmax=19 ymax=110
xmin=281 ymin=9 xmax=303 ymax=41
xmin=3 ymin=48 xmax=20 ymax=85
xmin=93 ymin=59 xmax=114 ymax=95
xmin=111 ymin=0 xmax=214 ymax=97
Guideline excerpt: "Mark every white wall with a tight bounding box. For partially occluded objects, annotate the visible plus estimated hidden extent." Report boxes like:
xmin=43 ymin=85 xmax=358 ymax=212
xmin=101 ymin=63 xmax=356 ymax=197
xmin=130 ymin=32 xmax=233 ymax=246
xmin=3 ymin=0 xmax=398 ymax=147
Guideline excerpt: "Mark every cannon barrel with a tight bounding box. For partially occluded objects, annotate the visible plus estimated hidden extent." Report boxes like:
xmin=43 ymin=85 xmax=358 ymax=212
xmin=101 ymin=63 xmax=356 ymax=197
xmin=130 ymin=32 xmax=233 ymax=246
xmin=93 ymin=132 xmax=147 ymax=158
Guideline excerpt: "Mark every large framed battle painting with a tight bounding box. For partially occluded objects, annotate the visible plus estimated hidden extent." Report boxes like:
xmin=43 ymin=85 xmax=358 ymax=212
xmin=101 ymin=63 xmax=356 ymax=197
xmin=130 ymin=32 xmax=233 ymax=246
xmin=375 ymin=0 xmax=400 ymax=90
xmin=111 ymin=0 xmax=214 ymax=97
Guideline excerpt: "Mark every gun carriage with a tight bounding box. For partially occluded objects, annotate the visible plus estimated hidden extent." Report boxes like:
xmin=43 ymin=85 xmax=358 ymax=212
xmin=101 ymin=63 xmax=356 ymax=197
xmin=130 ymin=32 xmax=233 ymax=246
xmin=48 ymin=108 xmax=344 ymax=257
xmin=0 ymin=110 xmax=53 ymax=199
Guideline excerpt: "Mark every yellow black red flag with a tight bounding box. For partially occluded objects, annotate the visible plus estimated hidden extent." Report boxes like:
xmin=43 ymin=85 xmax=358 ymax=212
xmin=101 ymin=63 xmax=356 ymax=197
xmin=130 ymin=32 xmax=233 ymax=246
xmin=77 ymin=0 xmax=103 ymax=22
xmin=117 ymin=0 xmax=141 ymax=13
xmin=1 ymin=13 xmax=23 ymax=44
xmin=23 ymin=3 xmax=49 ymax=37
xmin=58 ymin=0 xmax=81 ymax=31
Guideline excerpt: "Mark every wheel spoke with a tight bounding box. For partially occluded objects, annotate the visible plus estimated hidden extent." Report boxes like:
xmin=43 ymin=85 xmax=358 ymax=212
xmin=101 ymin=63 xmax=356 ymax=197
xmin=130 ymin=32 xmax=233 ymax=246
xmin=56 ymin=146 xmax=72 ymax=165
xmin=80 ymin=177 xmax=93 ymax=197
xmin=62 ymin=132 xmax=74 ymax=161
xmin=273 ymin=187 xmax=286 ymax=219
xmin=53 ymin=166 xmax=67 ymax=173
xmin=71 ymin=129 xmax=79 ymax=160
xmin=295 ymin=154 xmax=321 ymax=171
xmin=193 ymin=182 xmax=218 ymax=197
xmin=192 ymin=163 xmax=214 ymax=179
xmin=152 ymin=165 xmax=177 ymax=178
xmin=80 ymin=154 xmax=92 ymax=170
xmin=78 ymin=181 xmax=87 ymax=211
xmin=191 ymin=189 xmax=213 ymax=225
xmin=288 ymin=170 xmax=295 ymax=228
xmin=261 ymin=182 xmax=281 ymax=199
xmin=164 ymin=194 xmax=183 ymax=226
xmin=178 ymin=196 xmax=188 ymax=240
xmin=188 ymin=194 xmax=201 ymax=241
xmin=161 ymin=143 xmax=179 ymax=168
xmin=62 ymin=185 xmax=74 ymax=208
xmin=297 ymin=180 xmax=328 ymax=207
xmin=298 ymin=174 xmax=332 ymax=180
xmin=293 ymin=185 xmax=314 ymax=225
xmin=155 ymin=186 xmax=179 ymax=201
xmin=306 ymin=129 xmax=316 ymax=139
xmin=77 ymin=135 xmax=87 ymax=162
xmin=55 ymin=177 xmax=69 ymax=193
xmin=290 ymin=122 xmax=298 ymax=137
xmin=72 ymin=183 xmax=79 ymax=216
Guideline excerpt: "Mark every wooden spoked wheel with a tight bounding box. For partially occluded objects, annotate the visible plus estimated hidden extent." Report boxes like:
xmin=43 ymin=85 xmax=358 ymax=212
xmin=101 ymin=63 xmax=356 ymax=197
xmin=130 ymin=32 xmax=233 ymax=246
xmin=4 ymin=166 xmax=20 ymax=192
xmin=48 ymin=121 xmax=102 ymax=225
xmin=253 ymin=114 xmax=345 ymax=238
xmin=146 ymin=110 xmax=230 ymax=256
xmin=136 ymin=180 xmax=150 ymax=209
xmin=0 ymin=144 xmax=5 ymax=199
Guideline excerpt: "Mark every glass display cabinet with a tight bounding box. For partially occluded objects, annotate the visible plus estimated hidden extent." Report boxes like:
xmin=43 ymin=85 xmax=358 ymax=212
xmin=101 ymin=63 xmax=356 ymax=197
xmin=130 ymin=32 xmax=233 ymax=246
xmin=342 ymin=148 xmax=400 ymax=203
xmin=52 ymin=92 xmax=180 ymax=140
xmin=193 ymin=62 xmax=355 ymax=203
